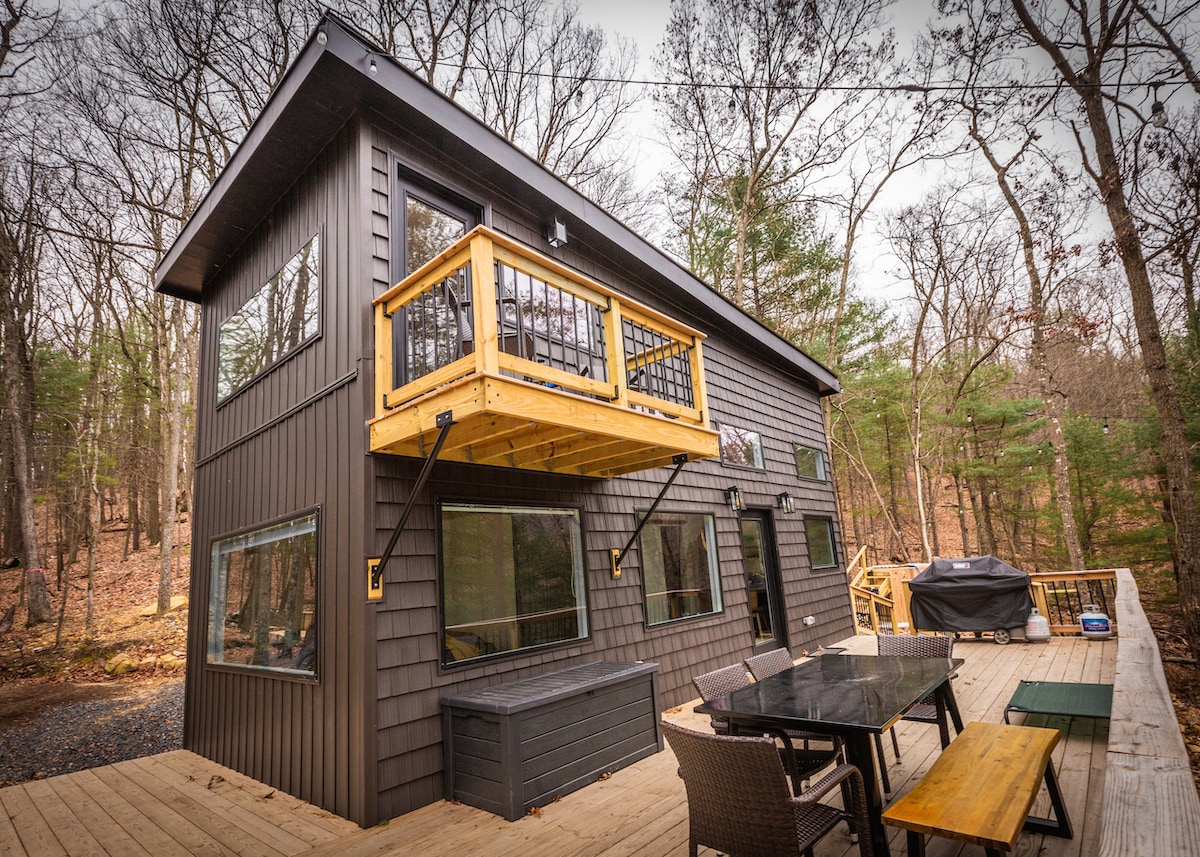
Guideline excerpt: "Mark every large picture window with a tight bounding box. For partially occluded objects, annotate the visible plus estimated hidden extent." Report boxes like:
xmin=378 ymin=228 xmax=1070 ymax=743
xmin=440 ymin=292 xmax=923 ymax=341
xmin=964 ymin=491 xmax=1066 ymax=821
xmin=640 ymin=512 xmax=722 ymax=625
xmin=208 ymin=512 xmax=318 ymax=675
xmin=440 ymin=503 xmax=587 ymax=666
xmin=218 ymin=234 xmax=320 ymax=401
xmin=805 ymin=517 xmax=839 ymax=570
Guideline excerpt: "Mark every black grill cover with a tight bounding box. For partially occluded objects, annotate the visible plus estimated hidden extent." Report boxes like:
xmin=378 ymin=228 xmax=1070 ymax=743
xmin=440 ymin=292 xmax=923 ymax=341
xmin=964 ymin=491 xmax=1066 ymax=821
xmin=909 ymin=555 xmax=1033 ymax=632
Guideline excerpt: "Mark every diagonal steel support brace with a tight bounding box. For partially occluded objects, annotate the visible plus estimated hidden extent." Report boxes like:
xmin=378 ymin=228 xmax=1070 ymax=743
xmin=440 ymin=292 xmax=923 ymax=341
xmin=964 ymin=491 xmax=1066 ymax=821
xmin=372 ymin=410 xmax=454 ymax=592
xmin=611 ymin=454 xmax=690 ymax=577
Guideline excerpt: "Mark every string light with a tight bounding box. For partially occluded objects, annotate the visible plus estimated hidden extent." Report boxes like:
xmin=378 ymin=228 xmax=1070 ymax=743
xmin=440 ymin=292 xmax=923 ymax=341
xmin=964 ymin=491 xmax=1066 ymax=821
xmin=1149 ymin=82 xmax=1168 ymax=128
xmin=384 ymin=51 xmax=1185 ymax=97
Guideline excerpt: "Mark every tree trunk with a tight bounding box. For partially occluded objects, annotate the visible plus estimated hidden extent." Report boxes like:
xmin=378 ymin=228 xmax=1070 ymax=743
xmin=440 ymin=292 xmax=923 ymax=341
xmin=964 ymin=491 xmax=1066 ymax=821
xmin=1084 ymin=94 xmax=1200 ymax=660
xmin=158 ymin=304 xmax=185 ymax=616
xmin=1011 ymin=0 xmax=1200 ymax=663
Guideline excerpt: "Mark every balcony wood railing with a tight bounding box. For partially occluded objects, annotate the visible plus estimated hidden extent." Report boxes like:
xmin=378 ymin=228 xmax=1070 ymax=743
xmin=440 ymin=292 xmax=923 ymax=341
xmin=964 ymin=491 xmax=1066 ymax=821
xmin=370 ymin=226 xmax=719 ymax=477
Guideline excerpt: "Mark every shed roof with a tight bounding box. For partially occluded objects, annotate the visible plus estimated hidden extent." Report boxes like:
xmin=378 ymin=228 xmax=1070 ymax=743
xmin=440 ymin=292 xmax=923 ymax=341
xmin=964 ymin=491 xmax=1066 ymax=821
xmin=154 ymin=12 xmax=839 ymax=395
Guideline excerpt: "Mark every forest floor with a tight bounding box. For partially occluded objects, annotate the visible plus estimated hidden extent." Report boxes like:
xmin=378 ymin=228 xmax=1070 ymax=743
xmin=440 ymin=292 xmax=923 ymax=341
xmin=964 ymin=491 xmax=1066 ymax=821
xmin=0 ymin=520 xmax=1197 ymax=794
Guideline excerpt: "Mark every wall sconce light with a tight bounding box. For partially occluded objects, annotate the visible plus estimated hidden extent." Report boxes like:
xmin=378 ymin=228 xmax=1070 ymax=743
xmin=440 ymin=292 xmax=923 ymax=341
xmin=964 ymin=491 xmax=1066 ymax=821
xmin=724 ymin=485 xmax=745 ymax=512
xmin=369 ymin=56 xmax=378 ymax=76
xmin=776 ymin=492 xmax=795 ymax=514
xmin=546 ymin=216 xmax=568 ymax=248
xmin=316 ymin=27 xmax=328 ymax=46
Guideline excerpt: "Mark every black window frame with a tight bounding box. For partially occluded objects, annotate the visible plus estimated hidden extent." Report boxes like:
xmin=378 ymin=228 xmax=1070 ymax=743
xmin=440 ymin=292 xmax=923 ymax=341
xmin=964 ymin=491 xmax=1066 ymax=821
xmin=793 ymin=443 xmax=829 ymax=481
xmin=638 ymin=509 xmax=724 ymax=627
xmin=436 ymin=499 xmax=590 ymax=670
xmin=717 ymin=422 xmax=766 ymax=470
xmin=205 ymin=506 xmax=320 ymax=681
xmin=216 ymin=229 xmax=323 ymax=406
xmin=804 ymin=515 xmax=840 ymax=571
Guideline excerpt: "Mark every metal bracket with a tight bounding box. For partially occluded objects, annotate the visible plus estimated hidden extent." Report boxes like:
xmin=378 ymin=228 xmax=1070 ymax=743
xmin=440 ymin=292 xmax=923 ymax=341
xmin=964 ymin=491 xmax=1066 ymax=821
xmin=370 ymin=410 xmax=454 ymax=595
xmin=611 ymin=454 xmax=689 ymax=578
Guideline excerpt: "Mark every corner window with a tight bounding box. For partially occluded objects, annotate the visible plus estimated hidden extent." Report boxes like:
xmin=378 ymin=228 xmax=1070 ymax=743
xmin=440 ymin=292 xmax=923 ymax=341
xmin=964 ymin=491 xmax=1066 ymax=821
xmin=208 ymin=512 xmax=318 ymax=675
xmin=805 ymin=517 xmax=838 ymax=570
xmin=440 ymin=503 xmax=587 ymax=666
xmin=719 ymin=424 xmax=764 ymax=469
xmin=640 ymin=512 xmax=722 ymax=625
xmin=794 ymin=444 xmax=828 ymax=480
xmin=218 ymin=234 xmax=320 ymax=401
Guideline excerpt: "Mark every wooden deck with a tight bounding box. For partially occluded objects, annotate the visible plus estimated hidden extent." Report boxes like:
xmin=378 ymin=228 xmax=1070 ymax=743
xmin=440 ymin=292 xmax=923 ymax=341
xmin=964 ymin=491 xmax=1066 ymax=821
xmin=2 ymin=633 xmax=1126 ymax=857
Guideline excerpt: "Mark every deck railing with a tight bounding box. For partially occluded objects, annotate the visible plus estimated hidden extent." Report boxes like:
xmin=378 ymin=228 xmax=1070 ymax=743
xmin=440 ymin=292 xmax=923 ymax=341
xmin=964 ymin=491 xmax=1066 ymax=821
xmin=373 ymin=226 xmax=709 ymax=426
xmin=848 ymin=560 xmax=1120 ymax=637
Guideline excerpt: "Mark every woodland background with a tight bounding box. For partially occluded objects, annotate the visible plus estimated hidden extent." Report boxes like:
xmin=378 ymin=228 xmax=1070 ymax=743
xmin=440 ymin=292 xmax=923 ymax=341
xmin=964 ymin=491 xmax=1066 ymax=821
xmin=1 ymin=0 xmax=1199 ymax=658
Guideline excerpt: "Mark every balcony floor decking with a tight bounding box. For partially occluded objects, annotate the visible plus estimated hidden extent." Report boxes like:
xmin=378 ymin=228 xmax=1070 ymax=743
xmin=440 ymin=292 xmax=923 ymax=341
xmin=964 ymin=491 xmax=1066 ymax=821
xmin=0 ymin=634 xmax=1121 ymax=857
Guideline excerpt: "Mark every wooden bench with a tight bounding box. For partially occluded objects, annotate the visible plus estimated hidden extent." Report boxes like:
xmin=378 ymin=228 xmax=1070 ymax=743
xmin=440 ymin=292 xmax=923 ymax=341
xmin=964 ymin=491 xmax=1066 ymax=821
xmin=881 ymin=721 xmax=1072 ymax=857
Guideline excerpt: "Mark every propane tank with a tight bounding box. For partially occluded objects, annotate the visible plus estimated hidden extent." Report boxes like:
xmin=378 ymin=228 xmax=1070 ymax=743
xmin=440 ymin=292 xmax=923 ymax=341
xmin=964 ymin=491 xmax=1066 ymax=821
xmin=1025 ymin=607 xmax=1051 ymax=643
xmin=1079 ymin=604 xmax=1113 ymax=640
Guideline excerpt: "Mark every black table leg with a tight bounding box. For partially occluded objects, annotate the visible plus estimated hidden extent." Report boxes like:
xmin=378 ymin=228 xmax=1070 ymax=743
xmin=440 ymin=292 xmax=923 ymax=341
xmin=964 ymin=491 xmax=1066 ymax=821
xmin=944 ymin=682 xmax=964 ymax=733
xmin=845 ymin=731 xmax=891 ymax=857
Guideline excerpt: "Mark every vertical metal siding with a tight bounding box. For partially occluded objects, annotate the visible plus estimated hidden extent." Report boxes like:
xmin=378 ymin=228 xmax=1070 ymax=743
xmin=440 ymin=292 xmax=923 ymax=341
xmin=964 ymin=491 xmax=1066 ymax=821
xmin=185 ymin=124 xmax=375 ymax=825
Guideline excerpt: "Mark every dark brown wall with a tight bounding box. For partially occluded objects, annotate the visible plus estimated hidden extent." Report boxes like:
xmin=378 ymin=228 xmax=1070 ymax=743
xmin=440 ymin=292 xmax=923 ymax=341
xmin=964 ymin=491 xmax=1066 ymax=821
xmin=185 ymin=121 xmax=378 ymax=825
xmin=364 ymin=118 xmax=853 ymax=820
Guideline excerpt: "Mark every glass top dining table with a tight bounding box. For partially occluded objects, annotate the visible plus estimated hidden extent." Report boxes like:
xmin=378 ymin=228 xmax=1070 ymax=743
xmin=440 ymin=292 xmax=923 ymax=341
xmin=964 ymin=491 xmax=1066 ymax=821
xmin=694 ymin=653 xmax=965 ymax=857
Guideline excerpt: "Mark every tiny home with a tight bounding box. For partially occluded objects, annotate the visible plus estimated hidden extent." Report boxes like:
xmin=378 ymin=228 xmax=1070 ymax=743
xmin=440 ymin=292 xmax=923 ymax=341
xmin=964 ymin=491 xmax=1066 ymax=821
xmin=156 ymin=13 xmax=854 ymax=827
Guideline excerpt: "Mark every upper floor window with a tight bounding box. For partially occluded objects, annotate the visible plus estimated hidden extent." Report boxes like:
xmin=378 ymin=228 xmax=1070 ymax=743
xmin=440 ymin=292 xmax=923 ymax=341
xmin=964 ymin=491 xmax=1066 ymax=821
xmin=208 ymin=512 xmax=318 ymax=675
xmin=640 ymin=511 xmax=722 ymax=625
xmin=440 ymin=503 xmax=587 ymax=666
xmin=406 ymin=194 xmax=468 ymax=274
xmin=794 ymin=443 xmax=828 ymax=481
xmin=218 ymin=234 xmax=320 ymax=401
xmin=719 ymin=424 xmax=764 ymax=469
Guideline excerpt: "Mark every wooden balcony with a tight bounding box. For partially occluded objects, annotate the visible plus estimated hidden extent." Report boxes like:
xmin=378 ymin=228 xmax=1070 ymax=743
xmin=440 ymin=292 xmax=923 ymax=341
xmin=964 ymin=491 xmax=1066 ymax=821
xmin=370 ymin=226 xmax=719 ymax=477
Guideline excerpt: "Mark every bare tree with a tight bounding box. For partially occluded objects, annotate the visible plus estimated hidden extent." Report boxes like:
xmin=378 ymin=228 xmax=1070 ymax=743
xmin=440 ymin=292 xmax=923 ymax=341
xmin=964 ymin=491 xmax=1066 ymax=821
xmin=0 ymin=0 xmax=59 ymax=625
xmin=929 ymin=4 xmax=1091 ymax=569
xmin=1010 ymin=0 xmax=1200 ymax=659
xmin=656 ymin=0 xmax=896 ymax=309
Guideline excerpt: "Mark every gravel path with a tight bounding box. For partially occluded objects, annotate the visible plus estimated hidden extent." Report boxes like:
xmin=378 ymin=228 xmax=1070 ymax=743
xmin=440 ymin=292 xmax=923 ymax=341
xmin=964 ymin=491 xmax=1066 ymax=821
xmin=0 ymin=678 xmax=184 ymax=787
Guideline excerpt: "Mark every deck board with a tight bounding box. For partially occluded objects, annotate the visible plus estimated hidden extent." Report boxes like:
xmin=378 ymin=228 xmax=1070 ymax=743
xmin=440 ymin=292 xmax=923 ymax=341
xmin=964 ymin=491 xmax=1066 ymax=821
xmin=0 ymin=634 xmax=1148 ymax=857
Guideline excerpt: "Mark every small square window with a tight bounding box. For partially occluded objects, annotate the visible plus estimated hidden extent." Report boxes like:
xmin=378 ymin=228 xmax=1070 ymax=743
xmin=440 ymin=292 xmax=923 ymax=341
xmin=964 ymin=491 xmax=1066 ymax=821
xmin=719 ymin=424 xmax=764 ymax=469
xmin=804 ymin=517 xmax=838 ymax=570
xmin=794 ymin=444 xmax=827 ymax=480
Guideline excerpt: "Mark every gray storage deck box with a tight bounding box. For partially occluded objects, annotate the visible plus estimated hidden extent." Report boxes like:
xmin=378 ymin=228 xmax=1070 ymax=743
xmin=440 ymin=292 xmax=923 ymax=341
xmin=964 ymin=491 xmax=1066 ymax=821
xmin=442 ymin=661 xmax=661 ymax=820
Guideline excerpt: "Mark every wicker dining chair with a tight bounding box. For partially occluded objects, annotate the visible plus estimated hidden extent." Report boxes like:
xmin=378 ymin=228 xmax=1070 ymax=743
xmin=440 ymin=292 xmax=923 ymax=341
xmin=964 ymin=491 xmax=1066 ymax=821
xmin=876 ymin=632 xmax=956 ymax=761
xmin=692 ymin=663 xmax=842 ymax=792
xmin=743 ymin=649 xmax=889 ymax=797
xmin=743 ymin=647 xmax=797 ymax=683
xmin=662 ymin=720 xmax=874 ymax=857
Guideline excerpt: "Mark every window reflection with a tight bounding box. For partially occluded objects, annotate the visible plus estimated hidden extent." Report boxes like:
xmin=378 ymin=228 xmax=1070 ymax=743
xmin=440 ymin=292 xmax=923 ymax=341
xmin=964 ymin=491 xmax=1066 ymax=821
xmin=218 ymin=235 xmax=319 ymax=401
xmin=407 ymin=195 xmax=466 ymax=274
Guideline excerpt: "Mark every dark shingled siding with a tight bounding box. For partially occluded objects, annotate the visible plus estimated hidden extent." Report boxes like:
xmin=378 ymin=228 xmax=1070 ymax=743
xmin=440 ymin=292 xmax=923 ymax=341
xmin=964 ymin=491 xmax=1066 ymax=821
xmin=365 ymin=119 xmax=852 ymax=820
